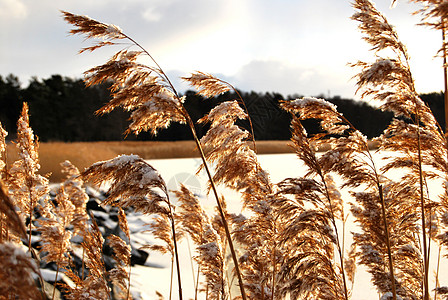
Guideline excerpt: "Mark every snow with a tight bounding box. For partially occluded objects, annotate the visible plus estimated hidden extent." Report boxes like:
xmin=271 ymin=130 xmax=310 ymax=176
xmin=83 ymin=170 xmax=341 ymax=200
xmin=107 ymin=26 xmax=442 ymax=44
xmin=290 ymin=96 xmax=338 ymax=112
xmin=38 ymin=268 xmax=76 ymax=288
xmin=105 ymin=24 xmax=123 ymax=38
xmin=380 ymin=292 xmax=403 ymax=300
xmin=122 ymin=153 xmax=448 ymax=300
xmin=102 ymin=154 xmax=141 ymax=168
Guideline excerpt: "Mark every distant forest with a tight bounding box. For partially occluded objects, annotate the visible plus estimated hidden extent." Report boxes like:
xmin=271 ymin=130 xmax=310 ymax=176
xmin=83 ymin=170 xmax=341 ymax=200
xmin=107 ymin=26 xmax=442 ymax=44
xmin=0 ymin=73 xmax=445 ymax=142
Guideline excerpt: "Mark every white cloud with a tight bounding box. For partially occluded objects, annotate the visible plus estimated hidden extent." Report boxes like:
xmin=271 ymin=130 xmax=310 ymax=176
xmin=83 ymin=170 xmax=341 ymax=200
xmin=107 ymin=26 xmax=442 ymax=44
xmin=0 ymin=0 xmax=27 ymax=19
xmin=142 ymin=6 xmax=163 ymax=22
xmin=228 ymin=59 xmax=356 ymax=98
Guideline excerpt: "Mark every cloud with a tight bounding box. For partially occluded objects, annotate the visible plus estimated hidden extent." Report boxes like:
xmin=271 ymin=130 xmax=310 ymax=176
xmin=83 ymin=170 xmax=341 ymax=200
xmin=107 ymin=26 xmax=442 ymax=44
xmin=142 ymin=6 xmax=163 ymax=23
xmin=0 ymin=0 xmax=27 ymax=20
xmin=228 ymin=59 xmax=356 ymax=98
xmin=0 ymin=0 xmax=443 ymax=100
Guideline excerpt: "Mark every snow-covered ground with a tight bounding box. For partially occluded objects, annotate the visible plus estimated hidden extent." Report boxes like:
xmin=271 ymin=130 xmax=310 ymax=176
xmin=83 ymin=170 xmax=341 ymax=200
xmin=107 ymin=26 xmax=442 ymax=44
xmin=126 ymin=153 xmax=448 ymax=299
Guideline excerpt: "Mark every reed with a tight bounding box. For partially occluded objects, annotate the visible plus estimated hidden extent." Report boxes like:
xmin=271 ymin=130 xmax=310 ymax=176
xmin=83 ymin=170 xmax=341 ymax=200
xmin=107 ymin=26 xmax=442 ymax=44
xmin=1 ymin=0 xmax=448 ymax=299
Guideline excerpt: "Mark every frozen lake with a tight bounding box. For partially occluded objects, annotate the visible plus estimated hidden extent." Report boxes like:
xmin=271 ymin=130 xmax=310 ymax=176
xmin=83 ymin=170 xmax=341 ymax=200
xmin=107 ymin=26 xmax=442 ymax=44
xmin=125 ymin=153 xmax=448 ymax=299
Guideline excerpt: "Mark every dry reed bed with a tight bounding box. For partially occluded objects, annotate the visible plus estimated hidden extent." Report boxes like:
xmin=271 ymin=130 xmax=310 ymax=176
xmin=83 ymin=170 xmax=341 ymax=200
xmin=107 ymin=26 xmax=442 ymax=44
xmin=5 ymin=140 xmax=380 ymax=183
xmin=5 ymin=140 xmax=293 ymax=183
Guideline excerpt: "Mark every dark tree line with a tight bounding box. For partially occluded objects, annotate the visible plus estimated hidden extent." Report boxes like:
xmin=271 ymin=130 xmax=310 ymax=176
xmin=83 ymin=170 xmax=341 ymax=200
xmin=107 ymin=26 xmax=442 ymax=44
xmin=1 ymin=74 xmax=130 ymax=141
xmin=1 ymin=73 xmax=442 ymax=142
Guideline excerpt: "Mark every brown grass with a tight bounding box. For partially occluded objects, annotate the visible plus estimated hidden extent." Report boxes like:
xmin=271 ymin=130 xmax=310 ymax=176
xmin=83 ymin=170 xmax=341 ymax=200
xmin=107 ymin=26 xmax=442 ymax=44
xmin=5 ymin=140 xmax=379 ymax=183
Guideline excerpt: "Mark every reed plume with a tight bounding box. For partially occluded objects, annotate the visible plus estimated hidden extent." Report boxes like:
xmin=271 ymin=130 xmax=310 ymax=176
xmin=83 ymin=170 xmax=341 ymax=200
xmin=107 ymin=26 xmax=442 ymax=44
xmin=64 ymin=218 xmax=110 ymax=300
xmin=187 ymin=80 xmax=269 ymax=299
xmin=279 ymin=74 xmax=431 ymax=300
xmin=408 ymin=2 xmax=448 ymax=295
xmin=7 ymin=103 xmax=50 ymax=251
xmin=38 ymin=186 xmax=75 ymax=299
xmin=275 ymin=103 xmax=349 ymax=300
xmin=82 ymin=154 xmax=183 ymax=299
xmin=0 ymin=122 xmax=7 ymax=181
xmin=0 ymin=180 xmax=27 ymax=243
xmin=192 ymin=90 xmax=280 ymax=299
xmin=176 ymin=184 xmax=227 ymax=299
xmin=0 ymin=124 xmax=9 ymax=243
xmin=61 ymin=11 xmax=186 ymax=137
xmin=409 ymin=0 xmax=448 ymax=58
xmin=183 ymin=71 xmax=257 ymax=151
xmin=60 ymin=160 xmax=90 ymax=238
xmin=38 ymin=187 xmax=74 ymax=266
xmin=107 ymin=208 xmax=132 ymax=299
xmin=0 ymin=242 xmax=41 ymax=300
xmin=352 ymin=1 xmax=448 ymax=299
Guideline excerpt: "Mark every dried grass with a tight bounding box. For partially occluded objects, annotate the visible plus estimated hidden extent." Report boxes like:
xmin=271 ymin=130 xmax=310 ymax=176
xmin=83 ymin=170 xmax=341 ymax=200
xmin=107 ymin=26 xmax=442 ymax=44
xmin=2 ymin=1 xmax=448 ymax=300
xmin=5 ymin=140 xmax=302 ymax=183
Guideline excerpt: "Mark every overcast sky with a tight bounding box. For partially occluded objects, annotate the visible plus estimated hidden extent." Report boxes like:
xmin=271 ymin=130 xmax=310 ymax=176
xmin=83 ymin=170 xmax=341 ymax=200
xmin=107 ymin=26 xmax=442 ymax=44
xmin=0 ymin=0 xmax=443 ymax=99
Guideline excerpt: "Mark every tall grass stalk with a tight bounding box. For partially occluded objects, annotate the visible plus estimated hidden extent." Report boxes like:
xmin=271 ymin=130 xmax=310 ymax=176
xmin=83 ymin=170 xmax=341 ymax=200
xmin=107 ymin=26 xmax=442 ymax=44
xmin=443 ymin=19 xmax=448 ymax=134
xmin=416 ymin=115 xmax=430 ymax=300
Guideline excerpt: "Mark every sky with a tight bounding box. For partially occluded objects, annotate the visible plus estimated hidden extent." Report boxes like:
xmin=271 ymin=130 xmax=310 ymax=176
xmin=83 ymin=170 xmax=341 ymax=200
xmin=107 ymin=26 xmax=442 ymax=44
xmin=0 ymin=0 xmax=444 ymax=99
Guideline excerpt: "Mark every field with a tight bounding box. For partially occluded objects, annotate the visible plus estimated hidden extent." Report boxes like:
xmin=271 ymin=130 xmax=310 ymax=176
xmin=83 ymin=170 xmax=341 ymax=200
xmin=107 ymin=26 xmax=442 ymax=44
xmin=4 ymin=140 xmax=290 ymax=182
xmin=5 ymin=140 xmax=381 ymax=183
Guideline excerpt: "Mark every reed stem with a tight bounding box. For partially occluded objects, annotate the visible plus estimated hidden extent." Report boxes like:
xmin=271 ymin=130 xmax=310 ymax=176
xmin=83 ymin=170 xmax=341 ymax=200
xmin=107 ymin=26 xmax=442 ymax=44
xmin=442 ymin=18 xmax=448 ymax=134
xmin=186 ymin=115 xmax=247 ymax=300
xmin=167 ymin=198 xmax=183 ymax=300
xmin=378 ymin=185 xmax=397 ymax=300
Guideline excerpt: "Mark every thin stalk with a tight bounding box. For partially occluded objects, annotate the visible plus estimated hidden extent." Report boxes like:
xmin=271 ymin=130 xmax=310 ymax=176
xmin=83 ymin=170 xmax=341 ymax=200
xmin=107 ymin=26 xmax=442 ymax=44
xmin=195 ymin=264 xmax=200 ymax=300
xmin=415 ymin=111 xmax=430 ymax=300
xmin=27 ymin=185 xmax=34 ymax=252
xmin=434 ymin=245 xmax=441 ymax=300
xmin=295 ymin=117 xmax=349 ymax=300
xmin=26 ymin=189 xmax=47 ymax=300
xmin=0 ymin=213 xmax=3 ymax=243
xmin=342 ymin=214 xmax=347 ymax=263
xmin=126 ymin=262 xmax=132 ymax=300
xmin=186 ymin=115 xmax=247 ymax=300
xmin=81 ymin=247 xmax=86 ymax=280
xmin=378 ymin=185 xmax=397 ymax=300
xmin=167 ymin=201 xmax=183 ymax=300
xmin=392 ymin=23 xmax=431 ymax=297
xmin=169 ymin=258 xmax=174 ymax=300
xmin=270 ymin=222 xmax=277 ymax=300
xmin=339 ymin=113 xmax=398 ymax=300
xmin=186 ymin=236 xmax=197 ymax=299
xmin=320 ymin=176 xmax=349 ymax=300
xmin=261 ymin=264 xmax=265 ymax=300
xmin=442 ymin=18 xmax=448 ymax=134
xmin=427 ymin=206 xmax=433 ymax=280
xmin=222 ymin=264 xmax=226 ymax=300
xmin=52 ymin=228 xmax=70 ymax=300
xmin=52 ymin=262 xmax=60 ymax=300
xmin=28 ymin=242 xmax=46 ymax=300
xmin=103 ymin=34 xmax=185 ymax=293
